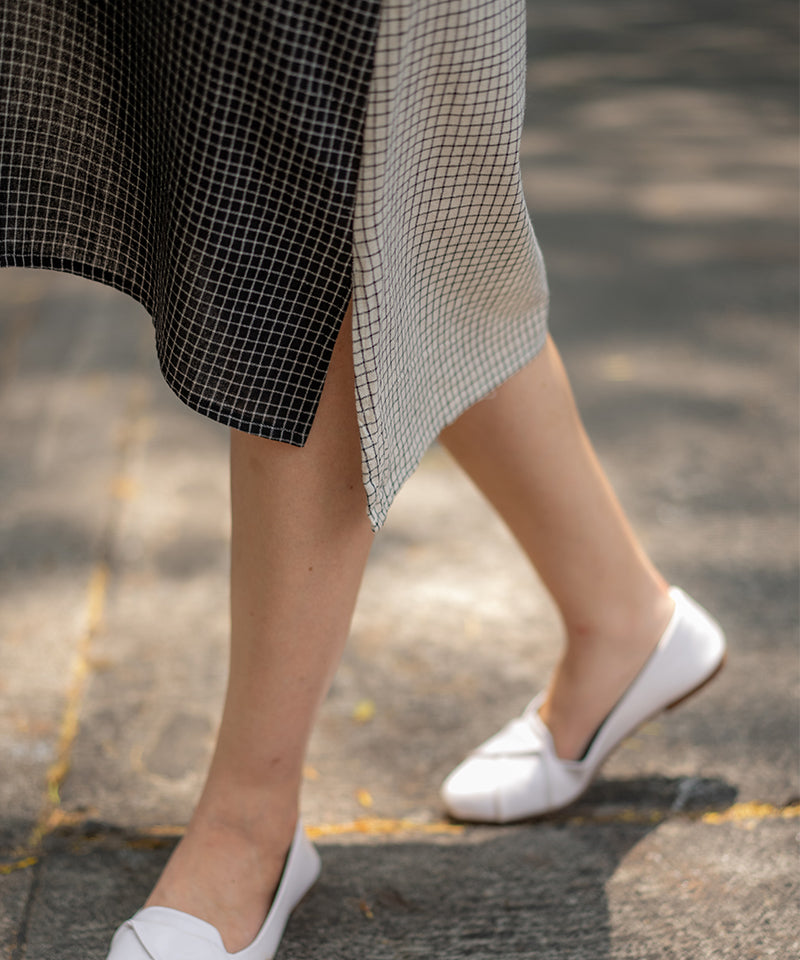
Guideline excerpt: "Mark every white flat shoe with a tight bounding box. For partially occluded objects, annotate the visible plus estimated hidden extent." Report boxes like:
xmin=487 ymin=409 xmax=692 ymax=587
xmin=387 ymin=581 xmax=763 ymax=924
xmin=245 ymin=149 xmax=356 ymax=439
xmin=106 ymin=819 xmax=321 ymax=959
xmin=441 ymin=587 xmax=727 ymax=823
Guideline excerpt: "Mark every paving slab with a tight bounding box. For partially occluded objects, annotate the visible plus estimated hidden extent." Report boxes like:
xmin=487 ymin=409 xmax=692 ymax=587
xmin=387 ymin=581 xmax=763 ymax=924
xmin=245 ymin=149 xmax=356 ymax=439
xmin=0 ymin=277 xmax=151 ymax=848
xmin=1 ymin=1 xmax=797 ymax=958
xmin=0 ymin=866 xmax=32 ymax=960
xmin=6 ymin=818 xmax=799 ymax=959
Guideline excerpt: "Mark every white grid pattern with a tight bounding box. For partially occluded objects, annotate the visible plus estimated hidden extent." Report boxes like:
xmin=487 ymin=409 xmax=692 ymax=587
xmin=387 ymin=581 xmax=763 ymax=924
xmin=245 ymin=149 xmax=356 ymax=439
xmin=1 ymin=0 xmax=549 ymax=530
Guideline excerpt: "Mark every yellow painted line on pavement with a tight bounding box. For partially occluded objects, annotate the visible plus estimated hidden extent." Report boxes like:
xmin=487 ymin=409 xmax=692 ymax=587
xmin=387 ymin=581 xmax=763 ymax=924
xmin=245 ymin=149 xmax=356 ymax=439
xmin=305 ymin=818 xmax=465 ymax=839
xmin=3 ymin=801 xmax=798 ymax=876
xmin=566 ymin=809 xmax=666 ymax=826
xmin=0 ymin=856 xmax=39 ymax=876
xmin=701 ymin=800 xmax=800 ymax=824
xmin=104 ymin=818 xmax=466 ymax=842
xmin=566 ymin=800 xmax=800 ymax=828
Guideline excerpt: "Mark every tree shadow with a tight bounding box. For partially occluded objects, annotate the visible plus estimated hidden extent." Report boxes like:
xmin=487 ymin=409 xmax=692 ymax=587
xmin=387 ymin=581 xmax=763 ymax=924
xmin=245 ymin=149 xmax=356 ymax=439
xmin=3 ymin=780 xmax=738 ymax=960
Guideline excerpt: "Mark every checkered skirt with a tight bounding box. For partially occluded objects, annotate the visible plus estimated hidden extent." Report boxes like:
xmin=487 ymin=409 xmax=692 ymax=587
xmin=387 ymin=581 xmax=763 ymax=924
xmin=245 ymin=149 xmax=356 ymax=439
xmin=0 ymin=0 xmax=549 ymax=529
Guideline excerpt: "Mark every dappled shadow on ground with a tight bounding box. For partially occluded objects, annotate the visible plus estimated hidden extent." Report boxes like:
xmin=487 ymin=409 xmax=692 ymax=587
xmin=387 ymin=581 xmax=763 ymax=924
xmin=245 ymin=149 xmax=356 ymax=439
xmin=521 ymin=0 xmax=796 ymax=357
xmin=0 ymin=805 xmax=722 ymax=960
xmin=0 ymin=2 xmax=796 ymax=957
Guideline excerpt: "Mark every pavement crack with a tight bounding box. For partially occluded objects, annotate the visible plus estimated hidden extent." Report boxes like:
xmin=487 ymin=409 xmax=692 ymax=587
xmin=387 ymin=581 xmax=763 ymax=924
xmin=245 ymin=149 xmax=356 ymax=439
xmin=23 ymin=563 xmax=110 ymax=857
xmin=21 ymin=380 xmax=151 ymax=860
xmin=9 ymin=857 xmax=41 ymax=960
xmin=45 ymin=565 xmax=109 ymax=807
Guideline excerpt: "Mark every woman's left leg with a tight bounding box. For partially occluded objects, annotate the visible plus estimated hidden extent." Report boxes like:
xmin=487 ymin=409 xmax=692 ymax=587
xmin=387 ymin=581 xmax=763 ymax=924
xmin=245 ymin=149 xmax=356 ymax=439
xmin=438 ymin=333 xmax=725 ymax=826
xmin=438 ymin=334 xmax=676 ymax=763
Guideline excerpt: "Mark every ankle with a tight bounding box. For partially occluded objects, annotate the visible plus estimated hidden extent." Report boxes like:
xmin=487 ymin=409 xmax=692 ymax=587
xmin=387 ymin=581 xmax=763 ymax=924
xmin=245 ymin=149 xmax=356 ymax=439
xmin=195 ymin=765 xmax=301 ymax=837
xmin=145 ymin=811 xmax=295 ymax=952
xmin=560 ymin=581 xmax=673 ymax=656
xmin=538 ymin=586 xmax=676 ymax=761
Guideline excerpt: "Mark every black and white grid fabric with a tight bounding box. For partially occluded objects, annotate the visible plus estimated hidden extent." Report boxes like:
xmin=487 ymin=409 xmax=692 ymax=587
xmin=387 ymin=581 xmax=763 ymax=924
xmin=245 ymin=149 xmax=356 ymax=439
xmin=353 ymin=0 xmax=549 ymax=525
xmin=0 ymin=1 xmax=380 ymax=443
xmin=0 ymin=0 xmax=549 ymax=530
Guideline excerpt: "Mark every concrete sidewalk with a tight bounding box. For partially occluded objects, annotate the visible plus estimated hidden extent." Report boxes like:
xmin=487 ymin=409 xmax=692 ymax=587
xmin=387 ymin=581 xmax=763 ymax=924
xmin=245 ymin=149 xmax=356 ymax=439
xmin=1 ymin=1 xmax=797 ymax=957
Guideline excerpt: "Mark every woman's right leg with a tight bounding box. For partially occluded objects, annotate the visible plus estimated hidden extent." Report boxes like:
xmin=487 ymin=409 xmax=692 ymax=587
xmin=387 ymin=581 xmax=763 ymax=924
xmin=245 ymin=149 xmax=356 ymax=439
xmin=143 ymin=303 xmax=374 ymax=952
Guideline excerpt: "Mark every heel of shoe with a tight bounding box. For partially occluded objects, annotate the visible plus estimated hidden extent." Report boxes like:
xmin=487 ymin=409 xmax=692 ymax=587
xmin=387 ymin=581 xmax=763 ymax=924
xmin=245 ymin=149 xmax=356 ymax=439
xmin=665 ymin=649 xmax=727 ymax=711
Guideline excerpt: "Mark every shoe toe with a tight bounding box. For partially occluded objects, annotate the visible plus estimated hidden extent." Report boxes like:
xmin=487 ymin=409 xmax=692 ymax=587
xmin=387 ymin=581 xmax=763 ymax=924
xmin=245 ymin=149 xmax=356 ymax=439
xmin=105 ymin=821 xmax=320 ymax=960
xmin=441 ymin=756 xmax=501 ymax=821
xmin=107 ymin=911 xmax=226 ymax=960
xmin=441 ymin=753 xmax=553 ymax=823
xmin=106 ymin=922 xmax=151 ymax=960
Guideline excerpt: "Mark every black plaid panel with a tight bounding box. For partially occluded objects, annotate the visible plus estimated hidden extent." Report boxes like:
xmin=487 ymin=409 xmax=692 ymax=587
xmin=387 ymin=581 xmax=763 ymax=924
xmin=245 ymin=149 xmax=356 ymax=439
xmin=0 ymin=0 xmax=380 ymax=443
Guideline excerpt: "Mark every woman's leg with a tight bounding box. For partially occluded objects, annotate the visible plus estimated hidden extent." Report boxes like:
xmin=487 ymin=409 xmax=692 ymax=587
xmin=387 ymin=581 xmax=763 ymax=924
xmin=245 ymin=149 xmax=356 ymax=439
xmin=144 ymin=303 xmax=374 ymax=952
xmin=439 ymin=334 xmax=675 ymax=762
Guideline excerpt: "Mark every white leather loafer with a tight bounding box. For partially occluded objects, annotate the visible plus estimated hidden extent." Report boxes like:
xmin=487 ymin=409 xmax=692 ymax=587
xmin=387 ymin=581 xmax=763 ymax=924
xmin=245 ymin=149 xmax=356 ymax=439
xmin=441 ymin=587 xmax=726 ymax=823
xmin=106 ymin=819 xmax=321 ymax=959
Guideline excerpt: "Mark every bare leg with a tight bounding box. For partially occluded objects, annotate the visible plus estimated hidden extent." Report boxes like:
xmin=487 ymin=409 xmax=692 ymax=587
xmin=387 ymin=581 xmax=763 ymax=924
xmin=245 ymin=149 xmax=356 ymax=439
xmin=439 ymin=335 xmax=674 ymax=761
xmin=145 ymin=303 xmax=373 ymax=951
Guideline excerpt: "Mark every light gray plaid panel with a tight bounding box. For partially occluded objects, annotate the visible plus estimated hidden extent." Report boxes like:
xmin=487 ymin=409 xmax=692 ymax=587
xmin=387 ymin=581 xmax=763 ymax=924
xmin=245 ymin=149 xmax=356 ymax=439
xmin=0 ymin=0 xmax=381 ymax=443
xmin=353 ymin=0 xmax=550 ymax=529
